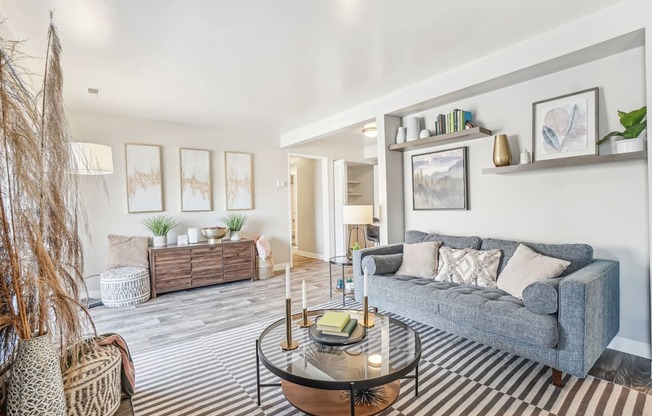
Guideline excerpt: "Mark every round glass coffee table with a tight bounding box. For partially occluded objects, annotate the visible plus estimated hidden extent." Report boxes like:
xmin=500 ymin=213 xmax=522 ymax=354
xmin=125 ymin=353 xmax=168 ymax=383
xmin=256 ymin=309 xmax=421 ymax=416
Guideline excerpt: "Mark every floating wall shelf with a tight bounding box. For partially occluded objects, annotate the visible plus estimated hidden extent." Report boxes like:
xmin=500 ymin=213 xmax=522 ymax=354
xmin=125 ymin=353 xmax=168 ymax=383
xmin=482 ymin=151 xmax=646 ymax=174
xmin=388 ymin=127 xmax=493 ymax=152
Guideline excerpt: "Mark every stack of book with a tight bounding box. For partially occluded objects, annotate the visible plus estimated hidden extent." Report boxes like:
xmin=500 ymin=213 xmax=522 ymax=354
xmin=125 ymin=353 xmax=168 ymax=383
xmin=317 ymin=311 xmax=358 ymax=338
xmin=433 ymin=109 xmax=476 ymax=136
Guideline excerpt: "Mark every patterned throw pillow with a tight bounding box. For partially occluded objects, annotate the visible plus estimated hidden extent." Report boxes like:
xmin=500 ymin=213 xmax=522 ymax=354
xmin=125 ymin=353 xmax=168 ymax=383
xmin=434 ymin=247 xmax=502 ymax=287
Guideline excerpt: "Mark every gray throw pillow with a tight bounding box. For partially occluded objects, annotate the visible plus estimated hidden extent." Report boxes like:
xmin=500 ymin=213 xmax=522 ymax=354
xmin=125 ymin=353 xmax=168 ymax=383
xmin=105 ymin=235 xmax=149 ymax=270
xmin=362 ymin=253 xmax=403 ymax=275
xmin=522 ymin=278 xmax=562 ymax=314
xmin=497 ymin=244 xmax=570 ymax=299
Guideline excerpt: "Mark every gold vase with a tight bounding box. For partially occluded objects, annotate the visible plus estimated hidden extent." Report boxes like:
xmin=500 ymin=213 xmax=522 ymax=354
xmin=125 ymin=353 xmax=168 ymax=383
xmin=493 ymin=134 xmax=512 ymax=167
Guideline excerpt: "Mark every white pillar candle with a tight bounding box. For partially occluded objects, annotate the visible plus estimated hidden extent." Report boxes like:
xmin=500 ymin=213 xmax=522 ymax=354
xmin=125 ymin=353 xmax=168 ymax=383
xmin=285 ymin=265 xmax=291 ymax=299
xmin=302 ymin=279 xmax=306 ymax=309
xmin=364 ymin=267 xmax=368 ymax=297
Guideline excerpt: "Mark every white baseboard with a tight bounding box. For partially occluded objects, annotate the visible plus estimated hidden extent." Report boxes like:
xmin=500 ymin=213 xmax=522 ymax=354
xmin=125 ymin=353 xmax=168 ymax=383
xmin=297 ymin=250 xmax=325 ymax=261
xmin=608 ymin=336 xmax=651 ymax=359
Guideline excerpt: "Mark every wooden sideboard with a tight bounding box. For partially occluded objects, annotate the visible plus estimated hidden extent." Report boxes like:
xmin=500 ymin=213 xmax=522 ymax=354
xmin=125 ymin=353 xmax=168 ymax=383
xmin=148 ymin=239 xmax=255 ymax=298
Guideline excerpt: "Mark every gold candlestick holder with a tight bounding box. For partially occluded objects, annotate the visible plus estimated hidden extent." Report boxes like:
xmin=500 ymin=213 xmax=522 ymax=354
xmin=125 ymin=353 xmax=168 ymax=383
xmin=280 ymin=298 xmax=299 ymax=351
xmin=298 ymin=308 xmax=313 ymax=328
xmin=361 ymin=296 xmax=375 ymax=328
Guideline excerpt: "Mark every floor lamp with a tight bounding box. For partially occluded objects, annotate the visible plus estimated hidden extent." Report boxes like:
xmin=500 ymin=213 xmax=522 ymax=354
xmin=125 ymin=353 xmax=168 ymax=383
xmin=343 ymin=205 xmax=373 ymax=256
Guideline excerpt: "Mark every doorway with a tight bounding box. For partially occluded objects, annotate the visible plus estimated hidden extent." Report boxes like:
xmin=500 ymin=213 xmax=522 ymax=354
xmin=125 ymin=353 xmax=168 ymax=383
xmin=288 ymin=154 xmax=330 ymax=266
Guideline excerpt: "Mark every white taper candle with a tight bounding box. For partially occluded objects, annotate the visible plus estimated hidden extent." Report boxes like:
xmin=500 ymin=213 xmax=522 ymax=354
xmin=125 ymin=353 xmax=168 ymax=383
xmin=285 ymin=265 xmax=291 ymax=299
xmin=364 ymin=267 xmax=368 ymax=297
xmin=302 ymin=279 xmax=306 ymax=309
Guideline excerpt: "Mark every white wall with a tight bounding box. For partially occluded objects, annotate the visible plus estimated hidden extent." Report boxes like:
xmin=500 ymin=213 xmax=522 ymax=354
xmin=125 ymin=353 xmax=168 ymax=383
xmin=69 ymin=110 xmax=365 ymax=293
xmin=401 ymin=47 xmax=649 ymax=352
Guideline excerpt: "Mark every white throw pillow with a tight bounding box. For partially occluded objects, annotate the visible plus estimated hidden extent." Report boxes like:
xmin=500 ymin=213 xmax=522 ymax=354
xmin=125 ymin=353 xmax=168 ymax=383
xmin=256 ymin=234 xmax=272 ymax=259
xmin=497 ymin=244 xmax=570 ymax=299
xmin=396 ymin=241 xmax=441 ymax=278
xmin=434 ymin=247 xmax=502 ymax=287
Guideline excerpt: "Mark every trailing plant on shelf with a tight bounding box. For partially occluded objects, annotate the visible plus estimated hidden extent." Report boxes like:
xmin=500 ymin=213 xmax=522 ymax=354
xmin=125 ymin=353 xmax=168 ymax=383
xmin=597 ymin=106 xmax=647 ymax=145
xmin=142 ymin=215 xmax=179 ymax=236
xmin=1 ymin=14 xmax=96 ymax=415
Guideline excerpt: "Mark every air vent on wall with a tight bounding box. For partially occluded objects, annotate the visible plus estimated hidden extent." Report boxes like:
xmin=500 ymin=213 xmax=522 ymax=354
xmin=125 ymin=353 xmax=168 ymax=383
xmin=87 ymin=87 xmax=99 ymax=95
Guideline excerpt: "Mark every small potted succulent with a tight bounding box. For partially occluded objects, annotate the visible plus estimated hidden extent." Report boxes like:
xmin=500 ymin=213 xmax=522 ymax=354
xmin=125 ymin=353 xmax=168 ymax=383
xmin=142 ymin=215 xmax=179 ymax=247
xmin=221 ymin=213 xmax=248 ymax=241
xmin=597 ymin=106 xmax=647 ymax=153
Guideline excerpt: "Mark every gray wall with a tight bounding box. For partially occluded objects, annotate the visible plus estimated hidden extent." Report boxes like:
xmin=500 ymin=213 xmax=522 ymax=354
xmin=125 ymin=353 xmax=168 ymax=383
xmin=401 ymin=47 xmax=648 ymax=350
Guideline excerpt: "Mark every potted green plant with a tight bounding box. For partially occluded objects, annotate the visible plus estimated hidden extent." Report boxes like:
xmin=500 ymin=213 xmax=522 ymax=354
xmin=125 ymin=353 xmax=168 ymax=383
xmin=142 ymin=215 xmax=179 ymax=247
xmin=221 ymin=213 xmax=248 ymax=241
xmin=597 ymin=106 xmax=647 ymax=153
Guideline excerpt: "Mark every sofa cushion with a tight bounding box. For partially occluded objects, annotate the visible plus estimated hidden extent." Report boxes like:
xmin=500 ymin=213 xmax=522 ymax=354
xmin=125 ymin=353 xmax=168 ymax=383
xmin=480 ymin=238 xmax=592 ymax=276
xmin=396 ymin=241 xmax=441 ymax=278
xmin=497 ymin=244 xmax=570 ymax=299
xmin=368 ymin=274 xmax=558 ymax=348
xmin=361 ymin=253 xmax=403 ymax=276
xmin=522 ymin=278 xmax=562 ymax=314
xmin=405 ymin=230 xmax=482 ymax=249
xmin=434 ymin=247 xmax=501 ymax=287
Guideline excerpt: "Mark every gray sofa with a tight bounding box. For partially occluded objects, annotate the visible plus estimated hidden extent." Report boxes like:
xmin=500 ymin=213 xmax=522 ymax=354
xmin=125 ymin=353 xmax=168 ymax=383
xmin=352 ymin=230 xmax=619 ymax=384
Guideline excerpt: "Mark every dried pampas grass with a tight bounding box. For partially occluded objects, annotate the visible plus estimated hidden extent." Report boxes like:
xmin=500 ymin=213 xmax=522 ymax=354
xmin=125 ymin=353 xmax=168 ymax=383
xmin=0 ymin=12 xmax=94 ymax=374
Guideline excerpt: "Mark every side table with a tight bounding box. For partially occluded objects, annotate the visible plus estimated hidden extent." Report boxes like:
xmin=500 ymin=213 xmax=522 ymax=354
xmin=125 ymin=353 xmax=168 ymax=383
xmin=329 ymin=255 xmax=354 ymax=306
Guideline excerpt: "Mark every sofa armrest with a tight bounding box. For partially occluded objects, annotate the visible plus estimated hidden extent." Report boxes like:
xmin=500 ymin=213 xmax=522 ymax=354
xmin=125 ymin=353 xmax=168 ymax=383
xmin=522 ymin=277 xmax=563 ymax=315
xmin=557 ymin=259 xmax=619 ymax=377
xmin=352 ymin=244 xmax=403 ymax=302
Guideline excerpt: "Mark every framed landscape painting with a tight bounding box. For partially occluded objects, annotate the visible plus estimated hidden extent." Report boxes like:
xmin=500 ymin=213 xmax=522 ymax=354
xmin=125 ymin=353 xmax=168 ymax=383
xmin=225 ymin=151 xmax=253 ymax=210
xmin=180 ymin=148 xmax=212 ymax=212
xmin=412 ymin=147 xmax=468 ymax=210
xmin=125 ymin=144 xmax=163 ymax=213
xmin=532 ymin=87 xmax=598 ymax=161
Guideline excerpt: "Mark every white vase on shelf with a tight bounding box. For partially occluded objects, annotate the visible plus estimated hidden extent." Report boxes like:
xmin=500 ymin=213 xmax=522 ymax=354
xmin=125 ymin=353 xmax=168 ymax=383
xmin=396 ymin=127 xmax=406 ymax=143
xmin=230 ymin=230 xmax=241 ymax=241
xmin=406 ymin=117 xmax=420 ymax=141
xmin=153 ymin=236 xmax=167 ymax=247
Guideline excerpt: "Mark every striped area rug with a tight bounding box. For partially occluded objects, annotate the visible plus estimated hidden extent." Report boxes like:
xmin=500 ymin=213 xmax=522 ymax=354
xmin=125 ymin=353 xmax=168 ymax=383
xmin=131 ymin=300 xmax=652 ymax=415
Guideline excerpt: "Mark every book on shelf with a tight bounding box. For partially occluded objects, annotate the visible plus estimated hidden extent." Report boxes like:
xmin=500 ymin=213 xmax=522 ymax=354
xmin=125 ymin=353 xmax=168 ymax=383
xmin=344 ymin=281 xmax=354 ymax=291
xmin=317 ymin=311 xmax=350 ymax=332
xmin=433 ymin=110 xmax=473 ymax=136
xmin=321 ymin=318 xmax=358 ymax=337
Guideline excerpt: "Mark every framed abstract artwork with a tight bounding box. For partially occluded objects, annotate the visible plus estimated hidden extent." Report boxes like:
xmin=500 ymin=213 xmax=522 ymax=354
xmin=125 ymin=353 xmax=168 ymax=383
xmin=180 ymin=148 xmax=212 ymax=212
xmin=532 ymin=87 xmax=599 ymax=161
xmin=125 ymin=144 xmax=163 ymax=213
xmin=225 ymin=151 xmax=253 ymax=210
xmin=411 ymin=147 xmax=468 ymax=210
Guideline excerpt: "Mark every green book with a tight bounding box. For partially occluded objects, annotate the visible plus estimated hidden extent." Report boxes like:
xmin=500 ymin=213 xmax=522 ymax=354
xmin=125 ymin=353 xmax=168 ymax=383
xmin=317 ymin=311 xmax=350 ymax=331
xmin=321 ymin=318 xmax=358 ymax=337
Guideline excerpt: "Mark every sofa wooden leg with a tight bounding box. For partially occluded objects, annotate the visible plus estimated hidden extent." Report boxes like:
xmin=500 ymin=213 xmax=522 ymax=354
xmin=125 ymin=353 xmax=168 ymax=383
xmin=551 ymin=368 xmax=565 ymax=387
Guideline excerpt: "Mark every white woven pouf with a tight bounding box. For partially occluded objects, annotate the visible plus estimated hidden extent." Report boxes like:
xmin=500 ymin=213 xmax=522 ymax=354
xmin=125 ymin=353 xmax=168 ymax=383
xmin=100 ymin=267 xmax=150 ymax=308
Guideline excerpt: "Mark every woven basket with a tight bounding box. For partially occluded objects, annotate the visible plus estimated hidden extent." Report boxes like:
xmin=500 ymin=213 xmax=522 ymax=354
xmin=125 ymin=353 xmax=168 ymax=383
xmin=63 ymin=344 xmax=122 ymax=416
xmin=256 ymin=255 xmax=274 ymax=280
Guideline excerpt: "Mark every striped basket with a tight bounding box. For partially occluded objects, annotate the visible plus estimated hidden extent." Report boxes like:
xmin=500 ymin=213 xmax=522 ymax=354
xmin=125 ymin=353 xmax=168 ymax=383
xmin=63 ymin=343 xmax=122 ymax=416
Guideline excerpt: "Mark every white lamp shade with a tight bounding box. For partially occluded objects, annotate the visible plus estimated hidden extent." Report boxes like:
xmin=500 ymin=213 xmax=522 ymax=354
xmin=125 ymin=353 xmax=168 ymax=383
xmin=69 ymin=142 xmax=114 ymax=175
xmin=342 ymin=205 xmax=373 ymax=225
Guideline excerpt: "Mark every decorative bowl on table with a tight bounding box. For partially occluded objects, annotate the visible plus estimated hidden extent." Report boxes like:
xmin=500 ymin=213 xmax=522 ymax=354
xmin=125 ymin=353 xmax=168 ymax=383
xmin=201 ymin=227 xmax=228 ymax=244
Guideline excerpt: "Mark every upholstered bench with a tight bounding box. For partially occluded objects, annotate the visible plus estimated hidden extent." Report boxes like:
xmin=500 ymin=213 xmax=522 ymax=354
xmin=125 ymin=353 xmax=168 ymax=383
xmin=100 ymin=267 xmax=150 ymax=308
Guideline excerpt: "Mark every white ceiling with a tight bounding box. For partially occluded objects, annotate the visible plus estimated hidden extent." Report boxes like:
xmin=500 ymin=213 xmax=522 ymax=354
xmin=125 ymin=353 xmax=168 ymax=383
xmin=0 ymin=0 xmax=626 ymax=137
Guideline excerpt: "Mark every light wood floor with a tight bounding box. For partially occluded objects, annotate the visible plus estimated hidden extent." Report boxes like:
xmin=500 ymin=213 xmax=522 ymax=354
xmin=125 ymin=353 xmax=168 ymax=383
xmin=91 ymin=255 xmax=651 ymax=415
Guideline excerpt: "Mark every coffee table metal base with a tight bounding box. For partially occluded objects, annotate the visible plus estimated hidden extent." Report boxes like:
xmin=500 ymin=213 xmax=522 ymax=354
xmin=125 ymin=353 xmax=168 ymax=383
xmin=281 ymin=380 xmax=400 ymax=416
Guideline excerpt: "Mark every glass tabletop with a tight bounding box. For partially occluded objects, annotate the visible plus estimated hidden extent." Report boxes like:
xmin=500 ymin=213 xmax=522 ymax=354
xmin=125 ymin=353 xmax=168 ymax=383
xmin=329 ymin=256 xmax=353 ymax=266
xmin=257 ymin=309 xmax=421 ymax=390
